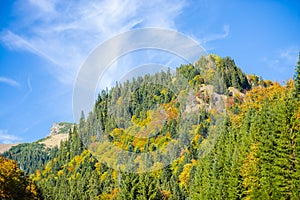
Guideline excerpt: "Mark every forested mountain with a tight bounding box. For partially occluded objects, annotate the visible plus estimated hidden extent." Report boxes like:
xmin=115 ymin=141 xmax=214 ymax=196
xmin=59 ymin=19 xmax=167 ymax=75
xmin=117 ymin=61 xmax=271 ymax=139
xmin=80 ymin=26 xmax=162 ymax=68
xmin=1 ymin=122 xmax=71 ymax=174
xmin=1 ymin=54 xmax=299 ymax=199
xmin=1 ymin=142 xmax=58 ymax=174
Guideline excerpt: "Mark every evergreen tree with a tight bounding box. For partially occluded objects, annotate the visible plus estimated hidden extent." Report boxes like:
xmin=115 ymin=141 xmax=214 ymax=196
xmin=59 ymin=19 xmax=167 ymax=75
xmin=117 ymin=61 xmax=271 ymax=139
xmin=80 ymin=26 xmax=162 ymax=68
xmin=118 ymin=172 xmax=139 ymax=200
xmin=293 ymin=52 xmax=300 ymax=98
xmin=137 ymin=173 xmax=160 ymax=200
xmin=6 ymin=54 xmax=299 ymax=200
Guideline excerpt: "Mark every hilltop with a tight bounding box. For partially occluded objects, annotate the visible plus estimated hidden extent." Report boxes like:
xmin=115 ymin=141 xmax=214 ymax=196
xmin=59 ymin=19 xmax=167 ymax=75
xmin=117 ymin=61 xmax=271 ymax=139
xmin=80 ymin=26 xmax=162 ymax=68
xmin=38 ymin=122 xmax=72 ymax=148
xmin=1 ymin=54 xmax=299 ymax=200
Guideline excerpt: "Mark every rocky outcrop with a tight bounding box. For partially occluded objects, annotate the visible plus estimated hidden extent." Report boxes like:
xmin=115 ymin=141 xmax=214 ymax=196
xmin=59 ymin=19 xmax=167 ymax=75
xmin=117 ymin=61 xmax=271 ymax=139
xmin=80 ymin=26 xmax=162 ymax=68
xmin=50 ymin=123 xmax=62 ymax=135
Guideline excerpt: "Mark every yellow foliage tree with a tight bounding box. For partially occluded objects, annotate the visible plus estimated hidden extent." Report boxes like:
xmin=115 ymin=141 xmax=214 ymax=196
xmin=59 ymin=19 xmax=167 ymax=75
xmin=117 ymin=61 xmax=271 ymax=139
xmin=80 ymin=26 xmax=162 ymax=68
xmin=0 ymin=156 xmax=39 ymax=199
xmin=240 ymin=142 xmax=260 ymax=199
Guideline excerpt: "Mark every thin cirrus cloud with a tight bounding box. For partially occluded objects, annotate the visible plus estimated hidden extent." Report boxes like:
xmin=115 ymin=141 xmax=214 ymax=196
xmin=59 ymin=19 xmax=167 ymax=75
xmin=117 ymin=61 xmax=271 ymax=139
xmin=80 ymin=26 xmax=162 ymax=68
xmin=0 ymin=129 xmax=22 ymax=144
xmin=279 ymin=46 xmax=299 ymax=65
xmin=261 ymin=45 xmax=299 ymax=77
xmin=0 ymin=0 xmax=188 ymax=85
xmin=0 ymin=30 xmax=60 ymax=66
xmin=0 ymin=77 xmax=21 ymax=87
xmin=200 ymin=25 xmax=230 ymax=44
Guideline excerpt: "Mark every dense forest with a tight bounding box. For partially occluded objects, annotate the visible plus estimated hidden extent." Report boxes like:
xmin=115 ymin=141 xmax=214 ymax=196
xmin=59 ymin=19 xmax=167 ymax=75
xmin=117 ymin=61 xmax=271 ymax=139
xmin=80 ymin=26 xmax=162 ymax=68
xmin=1 ymin=54 xmax=299 ymax=199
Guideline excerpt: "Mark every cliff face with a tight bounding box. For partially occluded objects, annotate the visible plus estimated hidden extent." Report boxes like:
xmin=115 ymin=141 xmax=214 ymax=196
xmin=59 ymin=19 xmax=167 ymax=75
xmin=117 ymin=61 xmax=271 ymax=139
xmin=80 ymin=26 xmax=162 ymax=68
xmin=49 ymin=123 xmax=61 ymax=135
xmin=39 ymin=133 xmax=68 ymax=148
xmin=39 ymin=122 xmax=73 ymax=148
xmin=49 ymin=122 xmax=72 ymax=135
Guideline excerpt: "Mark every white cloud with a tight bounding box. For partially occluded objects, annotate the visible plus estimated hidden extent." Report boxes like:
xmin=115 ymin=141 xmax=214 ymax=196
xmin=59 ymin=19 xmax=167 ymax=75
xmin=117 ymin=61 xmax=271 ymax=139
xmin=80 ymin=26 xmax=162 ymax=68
xmin=261 ymin=46 xmax=299 ymax=80
xmin=0 ymin=0 xmax=187 ymax=85
xmin=279 ymin=46 xmax=299 ymax=65
xmin=200 ymin=25 xmax=230 ymax=44
xmin=0 ymin=77 xmax=20 ymax=87
xmin=0 ymin=130 xmax=22 ymax=144
xmin=28 ymin=0 xmax=57 ymax=13
xmin=1 ymin=30 xmax=60 ymax=66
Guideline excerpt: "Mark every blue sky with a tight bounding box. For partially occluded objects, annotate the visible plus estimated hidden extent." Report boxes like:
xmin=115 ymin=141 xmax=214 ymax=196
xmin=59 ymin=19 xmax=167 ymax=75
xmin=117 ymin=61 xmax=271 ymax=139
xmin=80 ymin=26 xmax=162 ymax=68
xmin=0 ymin=0 xmax=299 ymax=143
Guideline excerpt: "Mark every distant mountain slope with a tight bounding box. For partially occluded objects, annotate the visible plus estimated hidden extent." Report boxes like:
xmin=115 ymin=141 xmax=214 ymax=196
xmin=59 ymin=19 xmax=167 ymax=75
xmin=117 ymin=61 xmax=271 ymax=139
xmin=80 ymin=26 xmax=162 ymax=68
xmin=1 ymin=122 xmax=73 ymax=174
xmin=39 ymin=133 xmax=69 ymax=148
xmin=38 ymin=122 xmax=72 ymax=148
xmin=0 ymin=143 xmax=18 ymax=154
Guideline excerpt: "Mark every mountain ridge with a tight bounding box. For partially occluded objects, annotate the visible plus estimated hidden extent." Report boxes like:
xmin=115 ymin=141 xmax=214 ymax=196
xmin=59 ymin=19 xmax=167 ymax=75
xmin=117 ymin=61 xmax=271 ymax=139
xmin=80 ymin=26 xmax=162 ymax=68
xmin=1 ymin=54 xmax=299 ymax=199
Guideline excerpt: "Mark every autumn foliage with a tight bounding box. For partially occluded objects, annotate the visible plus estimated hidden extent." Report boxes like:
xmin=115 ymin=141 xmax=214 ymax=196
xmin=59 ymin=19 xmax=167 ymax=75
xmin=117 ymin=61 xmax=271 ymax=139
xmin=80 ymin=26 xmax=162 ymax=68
xmin=0 ymin=156 xmax=38 ymax=199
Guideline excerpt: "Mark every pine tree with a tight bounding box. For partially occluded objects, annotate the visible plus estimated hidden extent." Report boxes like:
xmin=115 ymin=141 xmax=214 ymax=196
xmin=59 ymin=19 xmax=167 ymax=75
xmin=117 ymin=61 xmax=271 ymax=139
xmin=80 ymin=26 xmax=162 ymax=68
xmin=137 ymin=173 xmax=160 ymax=200
xmin=169 ymin=175 xmax=183 ymax=200
xmin=191 ymin=156 xmax=212 ymax=200
xmin=293 ymin=52 xmax=300 ymax=98
xmin=118 ymin=172 xmax=139 ymax=200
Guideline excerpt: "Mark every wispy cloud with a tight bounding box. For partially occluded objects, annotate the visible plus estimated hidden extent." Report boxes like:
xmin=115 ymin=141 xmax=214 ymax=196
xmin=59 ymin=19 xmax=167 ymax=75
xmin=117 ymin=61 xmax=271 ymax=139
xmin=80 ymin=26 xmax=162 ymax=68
xmin=279 ymin=46 xmax=299 ymax=65
xmin=19 ymin=76 xmax=33 ymax=103
xmin=0 ymin=30 xmax=60 ymax=66
xmin=264 ymin=46 xmax=299 ymax=69
xmin=200 ymin=25 xmax=230 ymax=44
xmin=0 ymin=0 xmax=187 ymax=85
xmin=21 ymin=119 xmax=41 ymax=134
xmin=0 ymin=130 xmax=22 ymax=144
xmin=261 ymin=45 xmax=299 ymax=80
xmin=0 ymin=77 xmax=20 ymax=87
